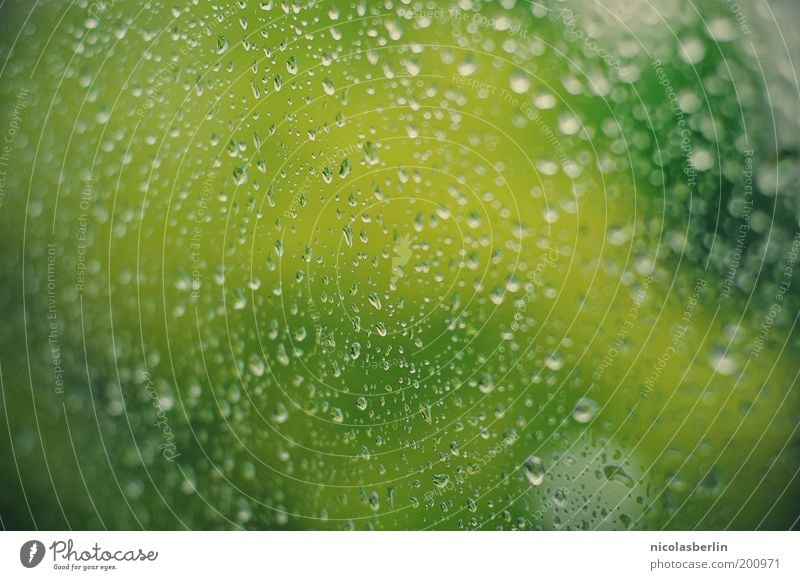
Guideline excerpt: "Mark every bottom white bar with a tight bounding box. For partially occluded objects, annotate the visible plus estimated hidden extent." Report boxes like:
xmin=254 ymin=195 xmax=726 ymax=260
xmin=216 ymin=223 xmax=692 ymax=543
xmin=1 ymin=532 xmax=797 ymax=579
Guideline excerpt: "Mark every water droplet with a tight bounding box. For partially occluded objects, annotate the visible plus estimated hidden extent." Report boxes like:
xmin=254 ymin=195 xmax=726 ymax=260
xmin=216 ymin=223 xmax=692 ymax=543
xmin=233 ymin=165 xmax=248 ymax=185
xmin=216 ymin=35 xmax=230 ymax=54
xmin=477 ymin=373 xmax=494 ymax=394
xmin=368 ymin=492 xmax=380 ymax=511
xmin=705 ymin=18 xmax=738 ymax=42
xmin=489 ymin=286 xmax=505 ymax=305
xmin=363 ymin=141 xmax=379 ymax=165
xmin=419 ymin=403 xmax=432 ymax=424
xmin=509 ymin=71 xmax=530 ymax=94
xmin=545 ymin=351 xmax=564 ymax=371
xmin=603 ymin=465 xmax=635 ymax=488
xmin=534 ymin=92 xmax=556 ymax=109
xmin=690 ymin=149 xmax=714 ymax=172
xmin=232 ymin=289 xmax=247 ymax=310
xmin=524 ymin=455 xmax=546 ymax=486
xmin=248 ymin=353 xmax=266 ymax=377
xmin=272 ymin=402 xmax=289 ymax=424
xmin=432 ymin=474 xmax=450 ymax=489
xmin=572 ymin=398 xmax=599 ymax=423
xmin=367 ymin=292 xmax=382 ymax=311
xmin=457 ymin=59 xmax=477 ymax=76
xmin=679 ymin=36 xmax=706 ymax=65
xmin=342 ymin=224 xmax=353 ymax=247
xmin=709 ymin=346 xmax=738 ymax=376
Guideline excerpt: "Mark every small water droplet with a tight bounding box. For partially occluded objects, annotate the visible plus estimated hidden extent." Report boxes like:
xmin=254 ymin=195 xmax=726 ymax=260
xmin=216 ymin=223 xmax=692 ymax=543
xmin=272 ymin=402 xmax=289 ymax=424
xmin=342 ymin=224 xmax=353 ymax=247
xmin=524 ymin=455 xmax=546 ymax=486
xmin=545 ymin=351 xmax=564 ymax=371
xmin=572 ymin=398 xmax=599 ymax=423
xmin=709 ymin=346 xmax=738 ymax=376
xmin=603 ymin=465 xmax=635 ymax=488
xmin=367 ymin=291 xmax=382 ymax=311
xmin=216 ymin=35 xmax=230 ymax=54
xmin=509 ymin=71 xmax=530 ymax=94
xmin=432 ymin=474 xmax=450 ymax=489
xmin=368 ymin=492 xmax=380 ymax=511
xmin=233 ymin=165 xmax=248 ymax=185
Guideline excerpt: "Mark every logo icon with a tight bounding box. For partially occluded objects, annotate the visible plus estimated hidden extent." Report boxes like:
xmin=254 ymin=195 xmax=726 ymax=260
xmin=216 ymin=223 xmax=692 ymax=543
xmin=390 ymin=234 xmax=414 ymax=285
xmin=20 ymin=540 xmax=45 ymax=568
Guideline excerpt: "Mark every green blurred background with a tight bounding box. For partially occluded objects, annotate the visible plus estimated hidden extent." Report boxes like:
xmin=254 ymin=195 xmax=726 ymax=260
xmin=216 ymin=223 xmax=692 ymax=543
xmin=0 ymin=0 xmax=798 ymax=530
